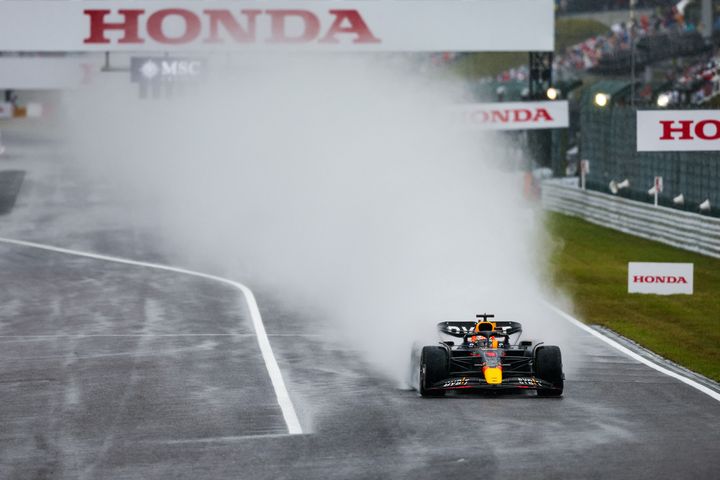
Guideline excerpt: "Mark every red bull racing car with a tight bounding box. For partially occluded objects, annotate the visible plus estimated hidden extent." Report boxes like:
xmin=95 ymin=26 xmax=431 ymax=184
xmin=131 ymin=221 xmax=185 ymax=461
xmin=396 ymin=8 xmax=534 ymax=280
xmin=412 ymin=314 xmax=564 ymax=397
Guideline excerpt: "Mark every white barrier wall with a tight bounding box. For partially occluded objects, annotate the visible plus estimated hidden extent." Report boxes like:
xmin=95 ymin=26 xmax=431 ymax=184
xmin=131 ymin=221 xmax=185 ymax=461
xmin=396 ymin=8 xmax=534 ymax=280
xmin=541 ymin=179 xmax=720 ymax=259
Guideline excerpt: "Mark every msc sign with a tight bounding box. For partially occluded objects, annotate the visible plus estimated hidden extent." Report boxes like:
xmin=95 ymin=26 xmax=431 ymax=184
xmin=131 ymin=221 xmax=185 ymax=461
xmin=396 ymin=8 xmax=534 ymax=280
xmin=131 ymin=57 xmax=205 ymax=83
xmin=628 ymin=262 xmax=694 ymax=295
xmin=637 ymin=110 xmax=720 ymax=151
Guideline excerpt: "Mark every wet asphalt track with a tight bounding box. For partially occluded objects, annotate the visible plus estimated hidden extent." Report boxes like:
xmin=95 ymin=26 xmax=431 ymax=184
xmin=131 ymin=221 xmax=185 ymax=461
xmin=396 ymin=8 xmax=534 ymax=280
xmin=0 ymin=125 xmax=718 ymax=479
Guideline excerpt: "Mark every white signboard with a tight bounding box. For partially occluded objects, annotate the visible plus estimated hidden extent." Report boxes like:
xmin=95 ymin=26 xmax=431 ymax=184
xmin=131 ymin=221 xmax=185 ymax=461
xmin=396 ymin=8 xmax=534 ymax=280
xmin=0 ymin=103 xmax=13 ymax=119
xmin=0 ymin=1 xmax=554 ymax=52
xmin=637 ymin=110 xmax=720 ymax=151
xmin=628 ymin=262 xmax=694 ymax=295
xmin=453 ymin=101 xmax=569 ymax=131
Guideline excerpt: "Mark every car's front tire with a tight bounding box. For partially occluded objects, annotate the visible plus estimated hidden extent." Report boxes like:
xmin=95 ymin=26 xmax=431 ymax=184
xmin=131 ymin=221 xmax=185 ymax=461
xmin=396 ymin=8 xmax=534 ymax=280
xmin=535 ymin=345 xmax=564 ymax=397
xmin=419 ymin=346 xmax=448 ymax=397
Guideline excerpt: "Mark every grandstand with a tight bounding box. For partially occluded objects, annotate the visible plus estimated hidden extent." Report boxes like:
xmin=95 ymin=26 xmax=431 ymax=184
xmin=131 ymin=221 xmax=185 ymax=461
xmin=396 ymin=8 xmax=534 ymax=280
xmin=558 ymin=0 xmax=680 ymax=14
xmin=459 ymin=1 xmax=719 ymax=216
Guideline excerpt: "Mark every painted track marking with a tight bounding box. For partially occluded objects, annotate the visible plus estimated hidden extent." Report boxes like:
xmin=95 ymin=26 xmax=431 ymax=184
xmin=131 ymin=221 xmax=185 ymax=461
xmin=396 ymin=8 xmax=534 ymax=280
xmin=543 ymin=300 xmax=720 ymax=402
xmin=0 ymin=236 xmax=304 ymax=434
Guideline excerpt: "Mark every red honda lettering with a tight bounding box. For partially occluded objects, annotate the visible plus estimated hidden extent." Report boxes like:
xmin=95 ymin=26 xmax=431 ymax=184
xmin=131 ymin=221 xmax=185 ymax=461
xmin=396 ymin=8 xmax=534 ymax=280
xmin=514 ymin=109 xmax=532 ymax=122
xmin=268 ymin=10 xmax=320 ymax=43
xmin=633 ymin=275 xmax=643 ymax=283
xmin=84 ymin=9 xmax=144 ymax=44
xmin=678 ymin=276 xmax=687 ymax=283
xmin=490 ymin=110 xmax=509 ymax=123
xmin=147 ymin=9 xmax=201 ymax=44
xmin=204 ymin=10 xmax=261 ymax=43
xmin=659 ymin=120 xmax=693 ymax=140
xmin=534 ymin=108 xmax=553 ymax=122
xmin=694 ymin=120 xmax=720 ymax=140
xmin=319 ymin=10 xmax=381 ymax=44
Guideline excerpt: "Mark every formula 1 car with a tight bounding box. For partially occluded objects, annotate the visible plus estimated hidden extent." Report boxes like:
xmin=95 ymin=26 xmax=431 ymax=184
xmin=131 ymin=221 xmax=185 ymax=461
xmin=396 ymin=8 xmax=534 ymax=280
xmin=411 ymin=314 xmax=564 ymax=397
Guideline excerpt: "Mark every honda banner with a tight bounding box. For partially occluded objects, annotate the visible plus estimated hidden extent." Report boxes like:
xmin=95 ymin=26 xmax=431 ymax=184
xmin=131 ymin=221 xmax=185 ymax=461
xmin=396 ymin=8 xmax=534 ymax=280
xmin=628 ymin=262 xmax=694 ymax=295
xmin=0 ymin=1 xmax=554 ymax=52
xmin=453 ymin=101 xmax=569 ymax=131
xmin=637 ymin=110 xmax=720 ymax=151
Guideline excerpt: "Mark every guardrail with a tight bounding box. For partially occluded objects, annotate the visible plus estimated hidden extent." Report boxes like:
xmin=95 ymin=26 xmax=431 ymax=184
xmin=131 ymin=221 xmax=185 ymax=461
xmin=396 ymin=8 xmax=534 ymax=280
xmin=541 ymin=179 xmax=720 ymax=259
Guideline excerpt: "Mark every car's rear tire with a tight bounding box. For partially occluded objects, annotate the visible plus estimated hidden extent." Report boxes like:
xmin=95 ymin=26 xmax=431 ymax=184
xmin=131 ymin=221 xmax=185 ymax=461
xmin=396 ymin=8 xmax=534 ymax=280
xmin=535 ymin=346 xmax=564 ymax=397
xmin=419 ymin=346 xmax=448 ymax=397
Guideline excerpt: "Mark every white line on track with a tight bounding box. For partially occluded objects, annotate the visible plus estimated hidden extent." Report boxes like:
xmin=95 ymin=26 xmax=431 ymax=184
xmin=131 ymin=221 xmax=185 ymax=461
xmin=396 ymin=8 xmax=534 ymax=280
xmin=0 ymin=236 xmax=304 ymax=434
xmin=144 ymin=432 xmax=303 ymax=444
xmin=543 ymin=300 xmax=720 ymax=403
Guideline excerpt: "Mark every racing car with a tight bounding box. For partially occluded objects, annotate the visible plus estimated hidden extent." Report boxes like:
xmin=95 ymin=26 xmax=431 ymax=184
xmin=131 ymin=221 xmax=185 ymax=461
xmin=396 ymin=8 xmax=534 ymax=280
xmin=412 ymin=314 xmax=563 ymax=397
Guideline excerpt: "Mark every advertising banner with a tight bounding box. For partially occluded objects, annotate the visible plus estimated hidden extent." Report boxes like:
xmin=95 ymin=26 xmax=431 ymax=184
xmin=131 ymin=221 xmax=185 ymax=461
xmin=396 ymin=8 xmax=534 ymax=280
xmin=628 ymin=262 xmax=694 ymax=295
xmin=453 ymin=101 xmax=569 ymax=131
xmin=637 ymin=110 xmax=720 ymax=151
xmin=0 ymin=1 xmax=554 ymax=52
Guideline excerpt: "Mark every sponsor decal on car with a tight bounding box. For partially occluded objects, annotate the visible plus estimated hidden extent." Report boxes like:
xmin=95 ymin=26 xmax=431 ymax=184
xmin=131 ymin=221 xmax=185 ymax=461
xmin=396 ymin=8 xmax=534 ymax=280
xmin=442 ymin=378 xmax=469 ymax=388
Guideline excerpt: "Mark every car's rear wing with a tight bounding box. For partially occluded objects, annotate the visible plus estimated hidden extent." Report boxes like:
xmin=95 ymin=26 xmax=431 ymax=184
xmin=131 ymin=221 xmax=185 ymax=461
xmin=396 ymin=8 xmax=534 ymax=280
xmin=437 ymin=320 xmax=523 ymax=338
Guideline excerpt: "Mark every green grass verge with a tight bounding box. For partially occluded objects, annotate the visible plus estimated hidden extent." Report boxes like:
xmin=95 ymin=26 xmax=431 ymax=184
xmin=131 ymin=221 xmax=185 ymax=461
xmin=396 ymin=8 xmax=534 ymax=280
xmin=546 ymin=212 xmax=720 ymax=382
xmin=555 ymin=18 xmax=608 ymax=52
xmin=452 ymin=52 xmax=528 ymax=80
xmin=453 ymin=18 xmax=608 ymax=80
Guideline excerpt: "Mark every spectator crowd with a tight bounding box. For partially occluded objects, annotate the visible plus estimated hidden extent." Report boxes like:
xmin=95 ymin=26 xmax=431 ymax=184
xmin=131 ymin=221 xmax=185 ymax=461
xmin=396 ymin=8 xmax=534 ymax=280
xmin=659 ymin=55 xmax=720 ymax=105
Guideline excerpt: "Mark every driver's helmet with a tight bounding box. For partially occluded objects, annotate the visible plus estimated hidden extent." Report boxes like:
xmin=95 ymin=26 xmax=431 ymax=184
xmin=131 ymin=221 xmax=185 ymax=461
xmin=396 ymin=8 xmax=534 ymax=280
xmin=469 ymin=334 xmax=499 ymax=348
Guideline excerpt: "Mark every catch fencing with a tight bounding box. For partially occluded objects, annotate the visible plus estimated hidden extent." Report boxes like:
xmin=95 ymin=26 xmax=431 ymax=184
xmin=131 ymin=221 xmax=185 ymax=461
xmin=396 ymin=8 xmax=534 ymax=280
xmin=542 ymin=179 xmax=720 ymax=259
xmin=580 ymin=106 xmax=720 ymax=218
xmin=589 ymin=32 xmax=710 ymax=75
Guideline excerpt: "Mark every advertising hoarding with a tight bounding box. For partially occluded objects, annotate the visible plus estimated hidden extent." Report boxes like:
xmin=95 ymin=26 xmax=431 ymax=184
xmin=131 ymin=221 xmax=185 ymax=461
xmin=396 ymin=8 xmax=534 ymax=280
xmin=0 ymin=1 xmax=554 ymax=52
xmin=453 ymin=101 xmax=569 ymax=131
xmin=628 ymin=262 xmax=694 ymax=295
xmin=637 ymin=110 xmax=720 ymax=152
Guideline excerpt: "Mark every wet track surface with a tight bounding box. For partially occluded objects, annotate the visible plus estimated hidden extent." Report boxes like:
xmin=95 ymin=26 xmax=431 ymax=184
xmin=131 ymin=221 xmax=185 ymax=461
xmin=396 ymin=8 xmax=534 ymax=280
xmin=0 ymin=125 xmax=718 ymax=479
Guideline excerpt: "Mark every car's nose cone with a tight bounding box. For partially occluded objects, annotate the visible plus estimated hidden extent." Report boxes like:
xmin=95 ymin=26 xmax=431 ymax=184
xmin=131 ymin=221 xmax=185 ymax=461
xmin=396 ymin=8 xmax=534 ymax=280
xmin=483 ymin=366 xmax=502 ymax=384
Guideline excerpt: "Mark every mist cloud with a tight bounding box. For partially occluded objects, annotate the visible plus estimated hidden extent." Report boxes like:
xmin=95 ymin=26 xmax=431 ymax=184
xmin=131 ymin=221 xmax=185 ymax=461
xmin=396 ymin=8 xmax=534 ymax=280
xmin=62 ymin=55 xmax=553 ymax=382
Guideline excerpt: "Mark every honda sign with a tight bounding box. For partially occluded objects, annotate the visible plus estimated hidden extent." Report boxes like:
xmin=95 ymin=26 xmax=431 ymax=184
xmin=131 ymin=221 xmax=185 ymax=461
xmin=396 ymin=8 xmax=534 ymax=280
xmin=0 ymin=1 xmax=554 ymax=52
xmin=628 ymin=262 xmax=694 ymax=295
xmin=637 ymin=110 xmax=720 ymax=151
xmin=452 ymin=101 xmax=569 ymax=131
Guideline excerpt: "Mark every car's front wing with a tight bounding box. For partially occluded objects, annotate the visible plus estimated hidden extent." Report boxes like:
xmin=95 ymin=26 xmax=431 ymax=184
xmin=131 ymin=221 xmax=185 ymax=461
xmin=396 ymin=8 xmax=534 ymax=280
xmin=427 ymin=375 xmax=558 ymax=392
